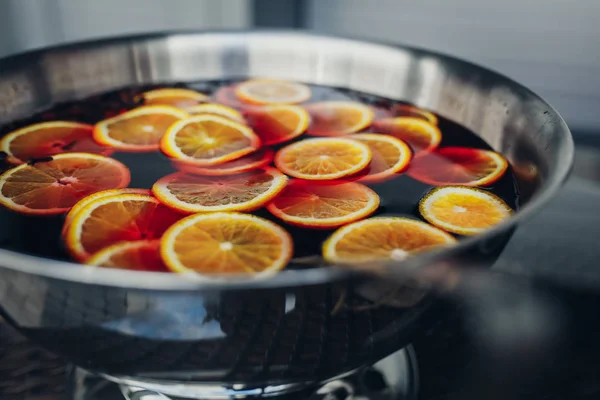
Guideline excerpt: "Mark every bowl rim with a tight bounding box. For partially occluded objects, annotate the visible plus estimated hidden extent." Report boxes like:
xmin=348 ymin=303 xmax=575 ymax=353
xmin=0 ymin=29 xmax=574 ymax=290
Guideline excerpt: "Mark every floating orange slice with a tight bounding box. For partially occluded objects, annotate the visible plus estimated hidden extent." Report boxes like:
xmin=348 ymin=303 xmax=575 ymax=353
xmin=0 ymin=121 xmax=113 ymax=164
xmin=408 ymin=147 xmax=508 ymax=186
xmin=141 ymin=88 xmax=209 ymax=109
xmin=175 ymin=148 xmax=274 ymax=176
xmin=93 ymin=105 xmax=188 ymax=152
xmin=244 ymin=105 xmax=310 ymax=145
xmin=153 ymin=167 xmax=287 ymax=213
xmin=305 ymin=101 xmax=374 ymax=136
xmin=391 ymin=104 xmax=438 ymax=125
xmin=371 ymin=117 xmax=441 ymax=154
xmin=0 ymin=153 xmax=130 ymax=215
xmin=419 ymin=186 xmax=512 ymax=235
xmin=267 ymin=180 xmax=379 ymax=228
xmin=65 ymin=193 xmax=181 ymax=261
xmin=186 ymin=103 xmax=245 ymax=123
xmin=160 ymin=114 xmax=260 ymax=166
xmin=322 ymin=217 xmax=456 ymax=263
xmin=160 ymin=212 xmax=293 ymax=277
xmin=352 ymin=133 xmax=412 ymax=183
xmin=275 ymin=138 xmax=371 ymax=180
xmin=235 ymin=79 xmax=311 ymax=105
xmin=213 ymin=85 xmax=246 ymax=109
xmin=86 ymin=240 xmax=167 ymax=272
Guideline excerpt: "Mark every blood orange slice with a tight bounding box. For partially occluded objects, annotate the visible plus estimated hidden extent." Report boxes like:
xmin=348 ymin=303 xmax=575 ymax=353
xmin=391 ymin=104 xmax=438 ymax=125
xmin=419 ymin=186 xmax=512 ymax=235
xmin=235 ymin=79 xmax=311 ymax=105
xmin=93 ymin=105 xmax=188 ymax=152
xmin=141 ymin=88 xmax=209 ymax=109
xmin=351 ymin=133 xmax=412 ymax=183
xmin=305 ymin=101 xmax=374 ymax=136
xmin=274 ymin=138 xmax=371 ymax=180
xmin=408 ymin=147 xmax=508 ymax=186
xmin=86 ymin=240 xmax=167 ymax=272
xmin=213 ymin=85 xmax=246 ymax=109
xmin=322 ymin=217 xmax=456 ymax=263
xmin=267 ymin=180 xmax=379 ymax=228
xmin=244 ymin=105 xmax=309 ymax=145
xmin=0 ymin=153 xmax=130 ymax=215
xmin=160 ymin=212 xmax=292 ymax=277
xmin=175 ymin=148 xmax=274 ymax=176
xmin=153 ymin=167 xmax=287 ymax=213
xmin=65 ymin=193 xmax=181 ymax=261
xmin=186 ymin=103 xmax=245 ymax=123
xmin=0 ymin=121 xmax=112 ymax=164
xmin=371 ymin=117 xmax=441 ymax=155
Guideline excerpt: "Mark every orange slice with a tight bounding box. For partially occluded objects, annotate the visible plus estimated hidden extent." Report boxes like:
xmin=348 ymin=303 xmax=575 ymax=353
xmin=86 ymin=240 xmax=167 ymax=272
xmin=213 ymin=85 xmax=246 ymax=109
xmin=160 ymin=212 xmax=293 ymax=277
xmin=153 ymin=167 xmax=287 ymax=213
xmin=305 ymin=101 xmax=374 ymax=136
xmin=186 ymin=103 xmax=245 ymax=123
xmin=352 ymin=133 xmax=412 ymax=183
xmin=175 ymin=148 xmax=274 ymax=176
xmin=160 ymin=114 xmax=260 ymax=166
xmin=408 ymin=147 xmax=508 ymax=186
xmin=371 ymin=117 xmax=441 ymax=154
xmin=93 ymin=105 xmax=188 ymax=152
xmin=0 ymin=153 xmax=130 ymax=215
xmin=323 ymin=217 xmax=456 ymax=263
xmin=65 ymin=193 xmax=181 ymax=261
xmin=419 ymin=186 xmax=512 ymax=235
xmin=141 ymin=88 xmax=209 ymax=109
xmin=274 ymin=138 xmax=371 ymax=180
xmin=235 ymin=79 xmax=311 ymax=105
xmin=244 ymin=105 xmax=310 ymax=145
xmin=267 ymin=180 xmax=379 ymax=228
xmin=0 ymin=121 xmax=113 ymax=165
xmin=391 ymin=104 xmax=438 ymax=125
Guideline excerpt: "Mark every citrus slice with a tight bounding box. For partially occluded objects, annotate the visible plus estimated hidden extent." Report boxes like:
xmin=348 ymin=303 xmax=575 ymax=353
xmin=235 ymin=79 xmax=311 ymax=105
xmin=65 ymin=193 xmax=181 ymax=261
xmin=0 ymin=121 xmax=113 ymax=164
xmin=93 ymin=105 xmax=188 ymax=152
xmin=323 ymin=217 xmax=456 ymax=263
xmin=141 ymin=88 xmax=209 ymax=109
xmin=391 ymin=104 xmax=438 ymax=125
xmin=186 ymin=103 xmax=245 ymax=123
xmin=244 ymin=105 xmax=310 ymax=145
xmin=175 ymin=148 xmax=274 ymax=176
xmin=213 ymin=85 xmax=246 ymax=109
xmin=371 ymin=117 xmax=441 ymax=154
xmin=274 ymin=137 xmax=371 ymax=180
xmin=0 ymin=153 xmax=130 ymax=215
xmin=160 ymin=212 xmax=293 ymax=277
xmin=160 ymin=114 xmax=260 ymax=166
xmin=419 ymin=186 xmax=512 ymax=235
xmin=267 ymin=180 xmax=380 ymax=228
xmin=351 ymin=133 xmax=412 ymax=183
xmin=152 ymin=167 xmax=287 ymax=213
xmin=408 ymin=147 xmax=508 ymax=186
xmin=86 ymin=240 xmax=167 ymax=272
xmin=305 ymin=101 xmax=374 ymax=136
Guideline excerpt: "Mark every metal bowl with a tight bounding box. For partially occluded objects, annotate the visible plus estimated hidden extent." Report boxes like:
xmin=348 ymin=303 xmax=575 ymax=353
xmin=0 ymin=31 xmax=573 ymax=394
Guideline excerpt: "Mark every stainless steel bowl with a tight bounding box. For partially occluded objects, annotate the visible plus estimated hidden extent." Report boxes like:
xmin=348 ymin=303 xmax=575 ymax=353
xmin=0 ymin=31 xmax=573 ymax=395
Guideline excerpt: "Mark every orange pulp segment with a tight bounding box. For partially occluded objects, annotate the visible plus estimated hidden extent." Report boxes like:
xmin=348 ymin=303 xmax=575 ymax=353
xmin=174 ymin=148 xmax=274 ymax=176
xmin=305 ymin=101 xmax=374 ymax=136
xmin=408 ymin=147 xmax=508 ymax=186
xmin=152 ymin=167 xmax=287 ymax=213
xmin=235 ymin=79 xmax=311 ymax=105
xmin=86 ymin=240 xmax=167 ymax=272
xmin=160 ymin=114 xmax=260 ymax=166
xmin=93 ymin=105 xmax=188 ymax=152
xmin=371 ymin=117 xmax=441 ymax=154
xmin=323 ymin=217 xmax=456 ymax=263
xmin=0 ymin=153 xmax=130 ymax=215
xmin=352 ymin=133 xmax=412 ymax=183
xmin=419 ymin=186 xmax=512 ymax=235
xmin=142 ymin=88 xmax=209 ymax=109
xmin=274 ymin=137 xmax=371 ymax=180
xmin=160 ymin=212 xmax=293 ymax=277
xmin=391 ymin=104 xmax=438 ymax=125
xmin=186 ymin=103 xmax=245 ymax=123
xmin=243 ymin=105 xmax=310 ymax=145
xmin=0 ymin=121 xmax=113 ymax=164
xmin=65 ymin=193 xmax=181 ymax=261
xmin=267 ymin=180 xmax=380 ymax=228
